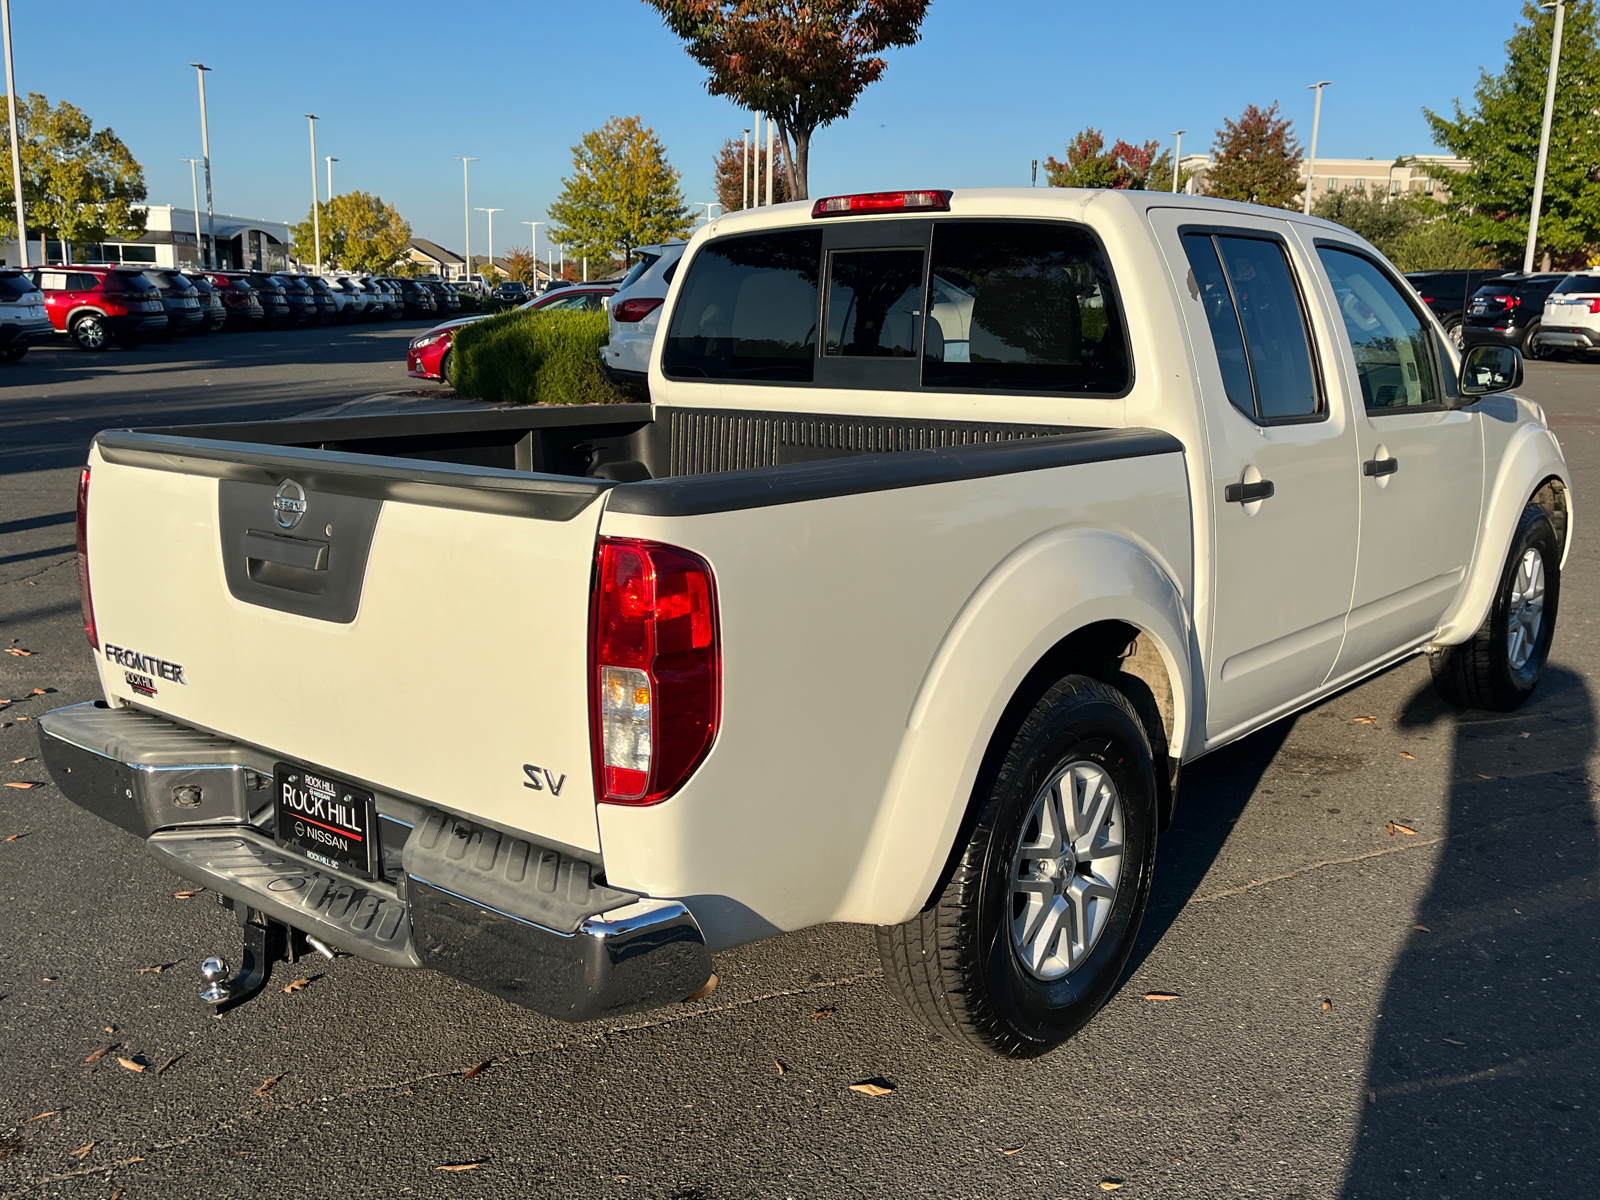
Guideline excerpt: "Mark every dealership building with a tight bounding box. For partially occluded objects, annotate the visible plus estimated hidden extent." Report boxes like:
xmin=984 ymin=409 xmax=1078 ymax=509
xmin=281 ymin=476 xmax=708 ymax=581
xmin=2 ymin=205 xmax=294 ymax=271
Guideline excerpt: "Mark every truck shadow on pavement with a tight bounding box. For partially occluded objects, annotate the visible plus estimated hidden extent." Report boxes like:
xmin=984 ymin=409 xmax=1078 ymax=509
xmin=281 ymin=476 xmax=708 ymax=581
xmin=1341 ymin=666 xmax=1600 ymax=1198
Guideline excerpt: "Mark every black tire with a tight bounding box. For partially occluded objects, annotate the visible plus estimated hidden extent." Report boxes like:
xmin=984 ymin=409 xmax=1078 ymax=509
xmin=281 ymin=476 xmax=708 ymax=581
xmin=876 ymin=675 xmax=1158 ymax=1058
xmin=1521 ymin=321 xmax=1543 ymax=357
xmin=71 ymin=313 xmax=110 ymax=351
xmin=439 ymin=349 xmax=453 ymax=386
xmin=1430 ymin=501 xmax=1560 ymax=711
xmin=0 ymin=344 xmax=27 ymax=362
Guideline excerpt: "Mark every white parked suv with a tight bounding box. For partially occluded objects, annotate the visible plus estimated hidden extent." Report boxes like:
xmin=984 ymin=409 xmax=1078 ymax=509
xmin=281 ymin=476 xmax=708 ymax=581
xmin=43 ymin=188 xmax=1569 ymax=1057
xmin=601 ymin=239 xmax=688 ymax=390
xmin=1539 ymin=271 xmax=1600 ymax=357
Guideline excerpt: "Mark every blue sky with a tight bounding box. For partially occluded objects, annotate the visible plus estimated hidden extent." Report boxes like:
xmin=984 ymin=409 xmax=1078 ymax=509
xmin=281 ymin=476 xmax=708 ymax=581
xmin=14 ymin=0 xmax=1527 ymax=258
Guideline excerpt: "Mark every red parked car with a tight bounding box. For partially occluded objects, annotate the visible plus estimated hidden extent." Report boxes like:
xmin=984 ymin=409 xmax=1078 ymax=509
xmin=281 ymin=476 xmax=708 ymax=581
xmin=28 ymin=265 xmax=169 ymax=350
xmin=406 ymin=283 xmax=616 ymax=384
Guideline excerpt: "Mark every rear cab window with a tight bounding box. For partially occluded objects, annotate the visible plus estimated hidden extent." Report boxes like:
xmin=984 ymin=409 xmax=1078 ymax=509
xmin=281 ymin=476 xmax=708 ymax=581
xmin=661 ymin=219 xmax=1130 ymax=395
xmin=1552 ymin=274 xmax=1600 ymax=295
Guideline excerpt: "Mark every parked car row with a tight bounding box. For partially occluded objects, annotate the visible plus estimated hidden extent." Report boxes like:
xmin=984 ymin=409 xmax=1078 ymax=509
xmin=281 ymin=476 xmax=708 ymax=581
xmin=0 ymin=264 xmax=481 ymax=357
xmin=406 ymin=281 xmax=618 ymax=384
xmin=1407 ymin=267 xmax=1600 ymax=362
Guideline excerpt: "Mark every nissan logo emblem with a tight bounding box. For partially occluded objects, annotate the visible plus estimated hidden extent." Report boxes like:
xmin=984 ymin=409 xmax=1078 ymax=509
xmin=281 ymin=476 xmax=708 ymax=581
xmin=272 ymin=479 xmax=308 ymax=529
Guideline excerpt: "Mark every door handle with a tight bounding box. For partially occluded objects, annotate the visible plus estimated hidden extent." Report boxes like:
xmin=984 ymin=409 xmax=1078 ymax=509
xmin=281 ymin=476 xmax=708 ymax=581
xmin=1363 ymin=457 xmax=1399 ymax=478
xmin=1224 ymin=480 xmax=1275 ymax=504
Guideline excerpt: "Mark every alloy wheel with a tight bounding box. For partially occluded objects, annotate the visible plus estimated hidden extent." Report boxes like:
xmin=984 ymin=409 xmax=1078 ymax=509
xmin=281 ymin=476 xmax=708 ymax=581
xmin=1507 ymin=548 xmax=1546 ymax=671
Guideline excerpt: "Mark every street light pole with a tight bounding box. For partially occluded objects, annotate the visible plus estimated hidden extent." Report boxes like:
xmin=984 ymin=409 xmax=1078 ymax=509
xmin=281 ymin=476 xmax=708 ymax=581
xmin=190 ymin=64 xmax=215 ymax=267
xmin=454 ymin=157 xmax=476 ymax=283
xmin=325 ymin=156 xmax=337 ymax=201
xmin=475 ymin=207 xmax=502 ymax=278
xmin=2 ymin=0 xmax=27 ymax=267
xmin=523 ymin=220 xmax=542 ymax=285
xmin=1525 ymin=0 xmax=1569 ymax=273
xmin=182 ymin=159 xmax=203 ymax=268
xmin=695 ymin=201 xmax=718 ymax=225
xmin=766 ymin=119 xmax=775 ymax=206
xmin=742 ymin=127 xmax=750 ymax=209
xmin=1171 ymin=130 xmax=1185 ymax=194
xmin=305 ymin=114 xmax=321 ymax=274
xmin=1303 ymin=81 xmax=1332 ymax=215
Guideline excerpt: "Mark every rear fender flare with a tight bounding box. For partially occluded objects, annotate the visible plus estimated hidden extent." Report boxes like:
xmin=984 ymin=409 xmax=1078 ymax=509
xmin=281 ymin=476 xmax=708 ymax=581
xmin=1436 ymin=416 xmax=1570 ymax=645
xmin=834 ymin=528 xmax=1194 ymax=927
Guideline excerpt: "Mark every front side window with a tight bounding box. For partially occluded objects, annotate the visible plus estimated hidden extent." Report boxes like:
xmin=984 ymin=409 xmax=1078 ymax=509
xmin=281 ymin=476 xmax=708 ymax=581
xmin=1181 ymin=232 xmax=1321 ymax=421
xmin=662 ymin=229 xmax=821 ymax=381
xmin=824 ymin=248 xmax=923 ymax=357
xmin=1317 ymin=245 xmax=1440 ymax=411
xmin=922 ymin=221 xmax=1128 ymax=393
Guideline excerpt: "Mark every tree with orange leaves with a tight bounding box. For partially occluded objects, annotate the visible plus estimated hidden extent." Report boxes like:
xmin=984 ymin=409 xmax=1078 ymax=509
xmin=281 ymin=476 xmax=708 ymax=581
xmin=643 ymin=0 xmax=930 ymax=201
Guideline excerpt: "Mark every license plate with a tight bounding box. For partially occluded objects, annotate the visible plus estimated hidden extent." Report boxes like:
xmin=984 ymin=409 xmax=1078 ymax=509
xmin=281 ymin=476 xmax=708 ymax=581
xmin=1471 ymin=303 xmax=1486 ymax=314
xmin=274 ymin=764 xmax=376 ymax=879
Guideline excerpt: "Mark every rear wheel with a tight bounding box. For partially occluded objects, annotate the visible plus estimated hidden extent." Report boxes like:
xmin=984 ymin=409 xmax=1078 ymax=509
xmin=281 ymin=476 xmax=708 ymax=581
xmin=439 ymin=350 xmax=453 ymax=386
xmin=71 ymin=313 xmax=109 ymax=351
xmin=876 ymin=675 xmax=1157 ymax=1058
xmin=1431 ymin=501 xmax=1560 ymax=711
xmin=1522 ymin=321 xmax=1545 ymax=357
xmin=0 ymin=344 xmax=27 ymax=362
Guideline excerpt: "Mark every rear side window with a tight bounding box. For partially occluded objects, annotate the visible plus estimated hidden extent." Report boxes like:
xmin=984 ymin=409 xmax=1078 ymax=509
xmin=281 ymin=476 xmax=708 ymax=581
xmin=1317 ymin=245 xmax=1441 ymax=411
xmin=662 ymin=229 xmax=822 ymax=381
xmin=1181 ymin=233 xmax=1320 ymax=422
xmin=0 ymin=274 xmax=36 ymax=299
xmin=923 ymin=222 xmax=1128 ymax=393
xmin=1551 ymin=274 xmax=1600 ymax=295
xmin=71 ymin=272 xmax=102 ymax=291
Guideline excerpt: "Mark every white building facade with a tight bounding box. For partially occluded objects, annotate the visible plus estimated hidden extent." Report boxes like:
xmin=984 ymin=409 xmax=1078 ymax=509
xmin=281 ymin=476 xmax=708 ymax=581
xmin=2 ymin=205 xmax=293 ymax=271
xmin=1175 ymin=154 xmax=1470 ymax=206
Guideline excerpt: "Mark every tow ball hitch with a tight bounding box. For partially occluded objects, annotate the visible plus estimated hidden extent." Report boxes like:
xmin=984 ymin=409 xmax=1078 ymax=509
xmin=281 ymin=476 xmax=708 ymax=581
xmin=197 ymin=900 xmax=334 ymax=1015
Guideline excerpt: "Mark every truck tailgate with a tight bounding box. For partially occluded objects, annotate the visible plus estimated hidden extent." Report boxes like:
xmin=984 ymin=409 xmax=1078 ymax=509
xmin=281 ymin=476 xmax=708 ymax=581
xmin=83 ymin=437 xmax=607 ymax=854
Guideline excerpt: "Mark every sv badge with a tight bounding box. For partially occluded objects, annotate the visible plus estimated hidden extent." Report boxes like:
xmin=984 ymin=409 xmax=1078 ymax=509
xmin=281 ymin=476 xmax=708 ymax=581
xmin=522 ymin=764 xmax=567 ymax=796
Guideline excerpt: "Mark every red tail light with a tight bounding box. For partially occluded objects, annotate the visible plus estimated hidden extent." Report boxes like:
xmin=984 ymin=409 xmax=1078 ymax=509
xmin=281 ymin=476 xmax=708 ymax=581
xmin=611 ymin=296 xmax=664 ymax=323
xmin=1588 ymin=298 xmax=1600 ymax=314
xmin=812 ymin=190 xmax=952 ymax=218
xmin=76 ymin=467 xmax=98 ymax=650
xmin=590 ymin=538 xmax=719 ymax=805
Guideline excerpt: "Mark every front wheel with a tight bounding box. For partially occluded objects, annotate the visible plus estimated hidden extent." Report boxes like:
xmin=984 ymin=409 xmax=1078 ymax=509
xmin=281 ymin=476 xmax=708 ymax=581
xmin=876 ymin=675 xmax=1157 ymax=1058
xmin=71 ymin=313 xmax=110 ymax=351
xmin=1446 ymin=318 xmax=1464 ymax=352
xmin=1431 ymin=501 xmax=1560 ymax=711
xmin=439 ymin=349 xmax=453 ymax=386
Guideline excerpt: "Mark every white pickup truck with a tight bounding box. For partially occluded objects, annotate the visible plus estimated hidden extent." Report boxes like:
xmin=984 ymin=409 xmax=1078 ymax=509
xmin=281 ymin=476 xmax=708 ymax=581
xmin=42 ymin=189 xmax=1570 ymax=1058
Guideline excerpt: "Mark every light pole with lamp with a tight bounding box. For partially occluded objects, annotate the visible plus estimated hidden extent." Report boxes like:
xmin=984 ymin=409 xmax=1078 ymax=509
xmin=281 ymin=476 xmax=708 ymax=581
xmin=325 ymin=156 xmax=337 ymax=201
xmin=2 ymin=0 xmax=27 ymax=267
xmin=454 ymin=157 xmax=476 ymax=286
xmin=523 ymin=220 xmax=542 ymax=287
xmin=1303 ymin=81 xmax=1332 ymax=214
xmin=695 ymin=201 xmax=719 ymax=225
xmin=742 ymin=127 xmax=751 ymax=209
xmin=1525 ymin=0 xmax=1569 ymax=273
xmin=475 ymin=207 xmax=502 ymax=283
xmin=190 ymin=63 xmax=215 ymax=267
xmin=1171 ymin=130 xmax=1185 ymax=194
xmin=182 ymin=159 xmax=204 ymax=268
xmin=305 ymin=115 xmax=321 ymax=274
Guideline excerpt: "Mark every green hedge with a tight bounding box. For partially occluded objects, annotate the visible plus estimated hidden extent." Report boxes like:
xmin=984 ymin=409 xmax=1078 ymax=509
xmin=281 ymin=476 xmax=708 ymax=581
xmin=451 ymin=309 xmax=629 ymax=406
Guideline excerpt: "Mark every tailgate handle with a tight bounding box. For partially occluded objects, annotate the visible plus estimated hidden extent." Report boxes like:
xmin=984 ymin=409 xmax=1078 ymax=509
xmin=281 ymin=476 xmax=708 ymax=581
xmin=243 ymin=529 xmax=328 ymax=571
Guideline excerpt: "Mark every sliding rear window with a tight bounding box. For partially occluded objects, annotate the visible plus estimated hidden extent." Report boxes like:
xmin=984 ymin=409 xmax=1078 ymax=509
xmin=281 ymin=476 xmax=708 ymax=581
xmin=922 ymin=221 xmax=1129 ymax=394
xmin=662 ymin=230 xmax=822 ymax=382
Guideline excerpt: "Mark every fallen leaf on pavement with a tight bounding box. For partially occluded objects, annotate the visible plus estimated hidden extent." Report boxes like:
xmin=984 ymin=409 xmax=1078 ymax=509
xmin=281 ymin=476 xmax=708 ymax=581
xmin=69 ymin=1142 xmax=95 ymax=1159
xmin=4 ymin=782 xmax=38 ymax=789
xmin=774 ymin=1060 xmax=786 ymax=1076
xmin=5 ymin=648 xmax=33 ymax=656
xmin=1352 ymin=715 xmax=1377 ymax=724
xmin=112 ymin=1190 xmax=122 ymax=1200
xmin=117 ymin=1057 xmax=145 ymax=1073
xmin=24 ymin=1111 xmax=59 ymax=1122
xmin=3 ymin=833 xmax=20 ymax=842
xmin=1393 ymin=823 xmax=1418 ymax=835
xmin=11 ymin=756 xmax=27 ymax=763
xmin=84 ymin=1046 xmax=114 ymax=1063
xmin=849 ymin=1080 xmax=894 ymax=1097
xmin=104 ymin=1026 xmax=116 ymax=1033
xmin=29 ymin=689 xmax=44 ymax=696
xmin=811 ymin=1007 xmax=836 ymax=1020
xmin=138 ymin=965 xmax=168 ymax=975
xmin=253 ymin=1074 xmax=282 ymax=1097
xmin=1399 ymin=751 xmax=1416 ymax=760
xmin=281 ymin=977 xmax=310 ymax=994
xmin=171 ymin=888 xmax=204 ymax=900
xmin=156 ymin=1054 xmax=182 ymax=1076
xmin=1414 ymin=924 xmax=1431 ymax=932
xmin=1001 ymin=1144 xmax=1026 ymax=1155
xmin=436 ymin=1162 xmax=483 ymax=1171
xmin=1142 ymin=991 xmax=1180 ymax=1001
xmin=1478 ymin=774 xmax=1494 ymax=780
xmin=1099 ymin=1181 xmax=1125 ymax=1192
xmin=461 ymin=1061 xmax=488 ymax=1079
xmin=1444 ymin=1038 xmax=1466 ymax=1045
xmin=1321 ymin=999 xmax=1333 ymax=1011
xmin=41 ymin=976 xmax=57 ymax=982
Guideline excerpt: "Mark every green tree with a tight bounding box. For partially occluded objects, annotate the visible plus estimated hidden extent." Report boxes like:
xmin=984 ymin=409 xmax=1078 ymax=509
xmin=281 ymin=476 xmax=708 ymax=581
xmin=1391 ymin=221 xmax=1498 ymax=272
xmin=291 ymin=190 xmax=411 ymax=273
xmin=0 ymin=93 xmax=146 ymax=251
xmin=643 ymin=0 xmax=930 ymax=200
xmin=1205 ymin=102 xmax=1303 ymax=209
xmin=548 ymin=115 xmax=692 ymax=263
xmin=1045 ymin=129 xmax=1178 ymax=190
xmin=1425 ymin=1 xmax=1600 ymax=268
xmin=712 ymin=135 xmax=790 ymax=212
xmin=1311 ymin=190 xmax=1429 ymax=259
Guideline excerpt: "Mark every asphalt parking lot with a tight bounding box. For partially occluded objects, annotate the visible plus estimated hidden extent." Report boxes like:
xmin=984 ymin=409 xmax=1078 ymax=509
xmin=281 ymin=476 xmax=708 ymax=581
xmin=1 ymin=330 xmax=1597 ymax=1200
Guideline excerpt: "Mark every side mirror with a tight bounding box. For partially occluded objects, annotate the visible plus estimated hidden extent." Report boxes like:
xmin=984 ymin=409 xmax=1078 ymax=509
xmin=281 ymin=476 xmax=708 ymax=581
xmin=1459 ymin=343 xmax=1523 ymax=397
